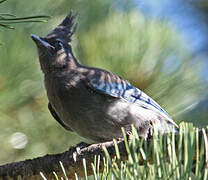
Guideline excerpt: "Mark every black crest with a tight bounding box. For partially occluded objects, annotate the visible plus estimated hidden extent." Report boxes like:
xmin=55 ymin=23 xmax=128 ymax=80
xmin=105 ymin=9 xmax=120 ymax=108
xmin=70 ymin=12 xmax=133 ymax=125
xmin=46 ymin=12 xmax=77 ymax=42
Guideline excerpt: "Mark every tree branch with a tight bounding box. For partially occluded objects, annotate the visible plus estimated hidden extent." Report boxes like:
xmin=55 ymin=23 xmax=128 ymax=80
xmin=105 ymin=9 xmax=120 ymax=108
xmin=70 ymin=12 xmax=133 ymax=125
xmin=0 ymin=140 xmax=127 ymax=180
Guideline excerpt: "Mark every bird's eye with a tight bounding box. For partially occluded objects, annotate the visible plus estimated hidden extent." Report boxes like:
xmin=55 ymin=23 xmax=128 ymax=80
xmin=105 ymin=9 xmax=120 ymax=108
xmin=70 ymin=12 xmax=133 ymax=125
xmin=54 ymin=41 xmax=64 ymax=51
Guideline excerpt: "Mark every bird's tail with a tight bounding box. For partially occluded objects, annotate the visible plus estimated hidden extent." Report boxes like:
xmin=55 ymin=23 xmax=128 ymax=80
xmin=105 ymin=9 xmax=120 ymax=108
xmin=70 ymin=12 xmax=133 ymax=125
xmin=46 ymin=11 xmax=77 ymax=42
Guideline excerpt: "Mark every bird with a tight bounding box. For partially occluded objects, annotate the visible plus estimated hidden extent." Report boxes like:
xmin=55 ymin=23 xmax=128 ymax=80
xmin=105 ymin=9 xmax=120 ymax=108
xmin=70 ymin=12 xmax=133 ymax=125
xmin=31 ymin=12 xmax=178 ymax=143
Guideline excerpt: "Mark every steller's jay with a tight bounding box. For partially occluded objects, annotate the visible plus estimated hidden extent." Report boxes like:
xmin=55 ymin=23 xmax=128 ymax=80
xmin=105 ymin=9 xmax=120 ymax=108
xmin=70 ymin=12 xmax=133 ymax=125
xmin=31 ymin=13 xmax=178 ymax=143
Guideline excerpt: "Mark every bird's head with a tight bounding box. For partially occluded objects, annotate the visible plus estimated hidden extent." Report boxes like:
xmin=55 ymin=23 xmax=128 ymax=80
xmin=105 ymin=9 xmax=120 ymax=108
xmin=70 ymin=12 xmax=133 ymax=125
xmin=31 ymin=12 xmax=77 ymax=74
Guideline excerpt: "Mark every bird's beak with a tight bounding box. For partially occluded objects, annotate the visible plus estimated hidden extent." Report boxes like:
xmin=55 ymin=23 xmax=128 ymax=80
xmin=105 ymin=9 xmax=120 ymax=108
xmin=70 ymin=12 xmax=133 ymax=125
xmin=31 ymin=34 xmax=53 ymax=49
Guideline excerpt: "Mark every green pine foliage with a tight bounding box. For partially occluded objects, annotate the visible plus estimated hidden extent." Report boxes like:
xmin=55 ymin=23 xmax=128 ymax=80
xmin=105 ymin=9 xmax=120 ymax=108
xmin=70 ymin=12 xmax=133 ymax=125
xmin=0 ymin=0 xmax=49 ymax=29
xmin=40 ymin=123 xmax=208 ymax=180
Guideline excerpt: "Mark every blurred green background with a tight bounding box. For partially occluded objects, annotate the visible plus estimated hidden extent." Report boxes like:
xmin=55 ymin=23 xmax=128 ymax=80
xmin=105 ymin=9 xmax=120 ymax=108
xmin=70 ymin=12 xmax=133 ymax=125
xmin=0 ymin=0 xmax=208 ymax=165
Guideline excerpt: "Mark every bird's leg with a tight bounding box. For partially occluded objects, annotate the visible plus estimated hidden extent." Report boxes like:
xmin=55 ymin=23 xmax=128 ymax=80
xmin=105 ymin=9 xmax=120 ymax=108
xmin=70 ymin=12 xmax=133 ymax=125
xmin=146 ymin=121 xmax=154 ymax=140
xmin=147 ymin=127 xmax=153 ymax=140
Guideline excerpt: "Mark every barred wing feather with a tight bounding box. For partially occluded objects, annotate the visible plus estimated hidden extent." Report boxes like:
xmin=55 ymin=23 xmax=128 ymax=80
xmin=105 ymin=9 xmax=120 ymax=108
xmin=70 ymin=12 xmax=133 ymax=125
xmin=89 ymin=76 xmax=178 ymax=128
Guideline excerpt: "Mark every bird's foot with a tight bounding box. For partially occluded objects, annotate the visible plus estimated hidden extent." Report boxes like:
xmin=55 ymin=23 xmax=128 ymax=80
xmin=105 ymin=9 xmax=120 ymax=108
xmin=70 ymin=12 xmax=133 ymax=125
xmin=70 ymin=142 xmax=90 ymax=162
xmin=126 ymin=131 xmax=134 ymax=141
xmin=75 ymin=142 xmax=90 ymax=153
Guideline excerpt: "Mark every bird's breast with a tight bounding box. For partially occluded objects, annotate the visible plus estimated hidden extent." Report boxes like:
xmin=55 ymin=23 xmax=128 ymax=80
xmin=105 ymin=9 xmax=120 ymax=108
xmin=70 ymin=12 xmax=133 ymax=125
xmin=44 ymin=74 xmax=80 ymax=124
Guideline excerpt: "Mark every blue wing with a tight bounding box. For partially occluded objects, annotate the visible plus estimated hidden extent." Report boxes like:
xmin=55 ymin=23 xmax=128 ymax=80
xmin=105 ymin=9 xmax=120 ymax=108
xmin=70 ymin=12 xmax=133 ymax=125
xmin=88 ymin=71 xmax=178 ymax=128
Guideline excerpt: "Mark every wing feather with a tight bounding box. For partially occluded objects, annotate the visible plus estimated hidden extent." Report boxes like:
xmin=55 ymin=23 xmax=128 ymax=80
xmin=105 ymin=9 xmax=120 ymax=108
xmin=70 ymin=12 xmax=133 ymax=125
xmin=88 ymin=72 xmax=178 ymax=128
